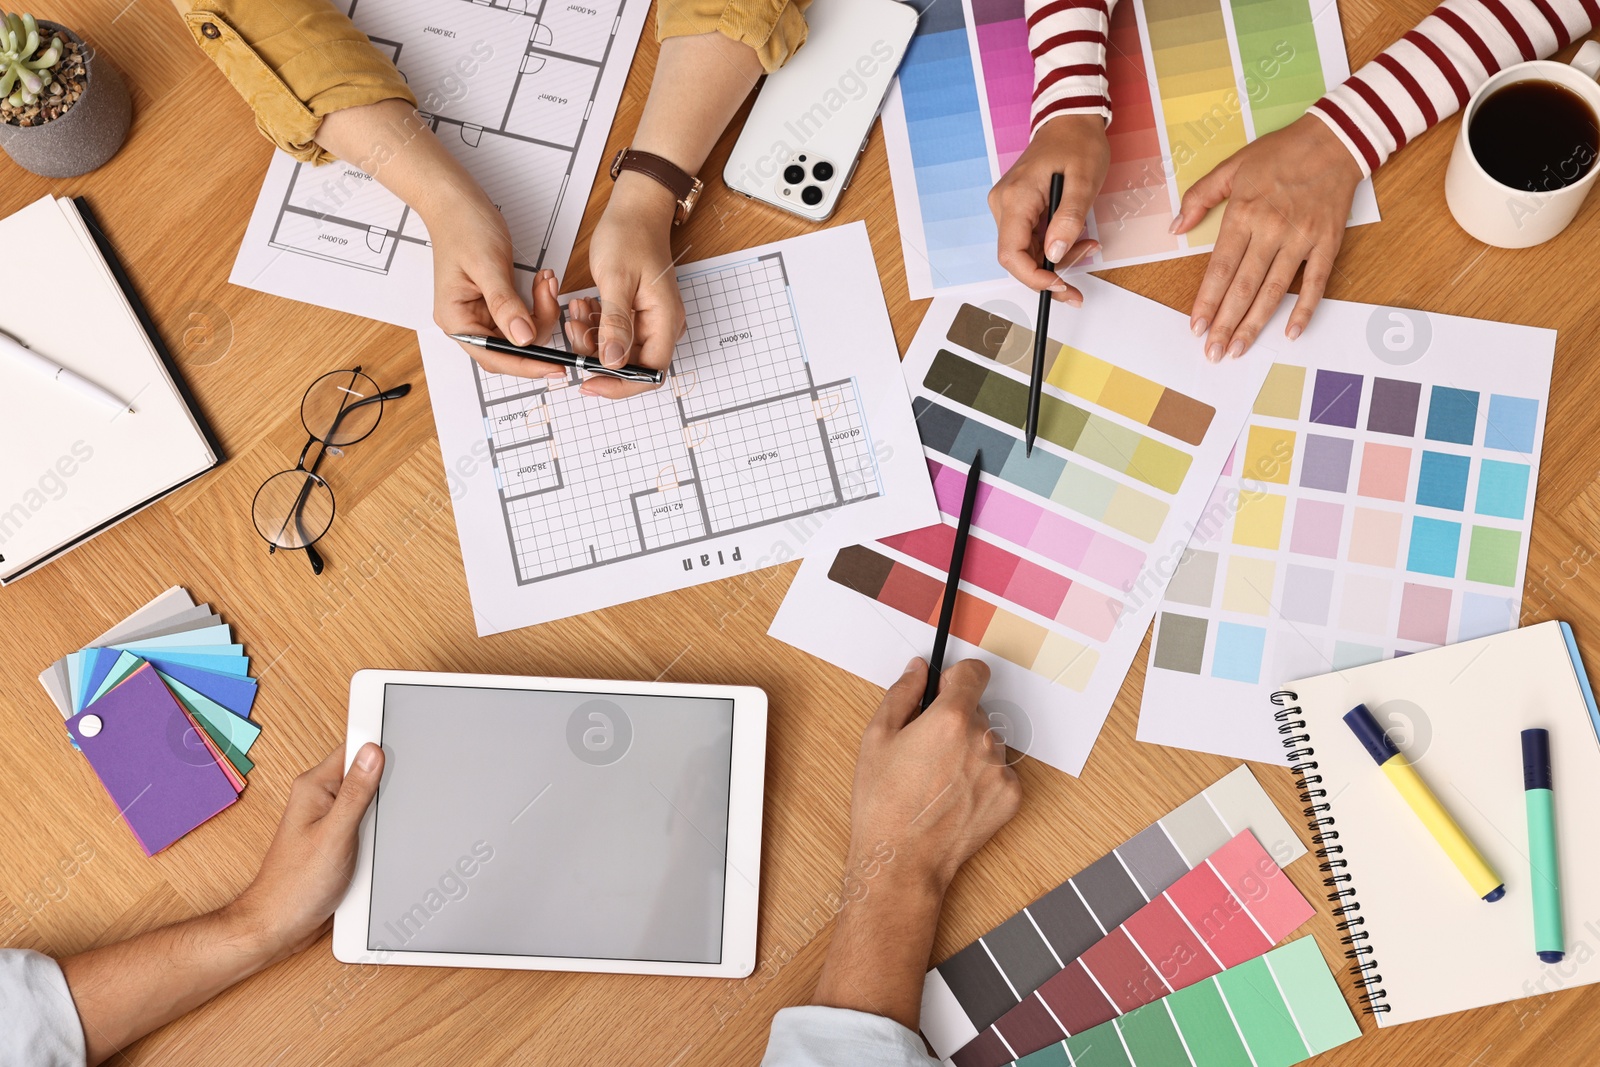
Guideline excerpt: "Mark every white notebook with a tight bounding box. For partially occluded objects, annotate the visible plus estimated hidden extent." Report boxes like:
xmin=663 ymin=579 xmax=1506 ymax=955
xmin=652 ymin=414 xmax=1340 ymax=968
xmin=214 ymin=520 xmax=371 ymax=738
xmin=1279 ymin=620 xmax=1600 ymax=1025
xmin=0 ymin=196 xmax=219 ymax=582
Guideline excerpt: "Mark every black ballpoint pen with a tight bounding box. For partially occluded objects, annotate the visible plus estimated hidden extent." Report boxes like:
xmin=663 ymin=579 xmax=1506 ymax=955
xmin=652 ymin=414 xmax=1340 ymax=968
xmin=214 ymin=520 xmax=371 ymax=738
xmin=448 ymin=333 xmax=665 ymax=384
xmin=1026 ymin=172 xmax=1065 ymax=457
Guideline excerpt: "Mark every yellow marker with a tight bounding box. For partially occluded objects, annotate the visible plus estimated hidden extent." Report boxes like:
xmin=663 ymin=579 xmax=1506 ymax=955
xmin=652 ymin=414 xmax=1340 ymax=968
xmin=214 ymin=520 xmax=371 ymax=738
xmin=1343 ymin=703 xmax=1505 ymax=902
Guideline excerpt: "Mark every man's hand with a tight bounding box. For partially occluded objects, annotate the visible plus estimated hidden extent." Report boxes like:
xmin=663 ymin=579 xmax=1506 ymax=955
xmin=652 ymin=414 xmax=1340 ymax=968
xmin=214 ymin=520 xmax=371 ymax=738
xmin=229 ymin=743 xmax=385 ymax=956
xmin=989 ymin=114 xmax=1109 ymax=304
xmin=813 ymin=658 xmax=1021 ymax=1031
xmin=847 ymin=658 xmax=1022 ymax=893
xmin=1176 ymin=113 xmax=1364 ymax=360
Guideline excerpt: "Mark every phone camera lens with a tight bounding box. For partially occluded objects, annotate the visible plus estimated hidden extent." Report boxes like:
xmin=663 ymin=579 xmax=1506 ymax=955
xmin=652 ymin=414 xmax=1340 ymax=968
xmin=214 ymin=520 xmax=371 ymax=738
xmin=812 ymin=161 xmax=834 ymax=182
xmin=798 ymin=154 xmax=807 ymax=162
xmin=801 ymin=185 xmax=823 ymax=206
xmin=783 ymin=164 xmax=806 ymax=185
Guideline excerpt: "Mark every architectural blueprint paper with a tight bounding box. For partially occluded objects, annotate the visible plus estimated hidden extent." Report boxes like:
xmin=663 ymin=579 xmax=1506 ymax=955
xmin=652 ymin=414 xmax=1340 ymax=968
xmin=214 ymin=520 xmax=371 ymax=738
xmin=231 ymin=0 xmax=646 ymax=327
xmin=421 ymin=223 xmax=939 ymax=634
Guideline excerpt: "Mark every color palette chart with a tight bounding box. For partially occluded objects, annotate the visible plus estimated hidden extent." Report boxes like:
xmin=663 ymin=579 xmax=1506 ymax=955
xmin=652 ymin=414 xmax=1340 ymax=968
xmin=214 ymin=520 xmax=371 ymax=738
xmin=1014 ymin=936 xmax=1361 ymax=1067
xmin=771 ymin=277 xmax=1268 ymax=776
xmin=1138 ymin=298 xmax=1555 ymax=764
xmin=917 ymin=765 xmax=1306 ymax=1061
xmin=956 ymin=831 xmax=1314 ymax=1067
xmin=882 ymin=0 xmax=1379 ymax=297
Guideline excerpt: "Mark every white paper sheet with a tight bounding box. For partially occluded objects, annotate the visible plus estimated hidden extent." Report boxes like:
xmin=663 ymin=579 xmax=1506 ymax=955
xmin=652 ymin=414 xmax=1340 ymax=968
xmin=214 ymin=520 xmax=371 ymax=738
xmin=422 ymin=223 xmax=938 ymax=635
xmin=1138 ymin=298 xmax=1555 ymax=763
xmin=770 ymin=275 xmax=1268 ymax=776
xmin=230 ymin=0 xmax=647 ymax=327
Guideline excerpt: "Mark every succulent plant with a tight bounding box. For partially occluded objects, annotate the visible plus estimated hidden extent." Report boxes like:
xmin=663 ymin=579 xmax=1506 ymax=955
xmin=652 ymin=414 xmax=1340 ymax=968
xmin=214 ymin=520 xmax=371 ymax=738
xmin=1 ymin=12 xmax=64 ymax=108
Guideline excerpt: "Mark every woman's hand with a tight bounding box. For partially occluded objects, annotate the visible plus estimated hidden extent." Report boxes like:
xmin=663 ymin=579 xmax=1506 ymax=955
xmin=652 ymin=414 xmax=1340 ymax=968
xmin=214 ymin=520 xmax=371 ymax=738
xmin=579 ymin=173 xmax=685 ymax=400
xmin=1176 ymin=113 xmax=1364 ymax=360
xmin=989 ymin=114 xmax=1110 ymax=304
xmin=427 ymin=193 xmax=567 ymax=380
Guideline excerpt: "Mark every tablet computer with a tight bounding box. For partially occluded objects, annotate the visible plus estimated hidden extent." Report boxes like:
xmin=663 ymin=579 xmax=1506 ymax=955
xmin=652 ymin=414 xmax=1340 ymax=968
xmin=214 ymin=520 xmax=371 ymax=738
xmin=333 ymin=669 xmax=766 ymax=978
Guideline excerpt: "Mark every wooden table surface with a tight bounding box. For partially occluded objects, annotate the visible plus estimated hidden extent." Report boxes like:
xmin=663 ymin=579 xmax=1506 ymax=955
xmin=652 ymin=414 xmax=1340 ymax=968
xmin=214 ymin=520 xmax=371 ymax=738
xmin=5 ymin=1 xmax=1600 ymax=1064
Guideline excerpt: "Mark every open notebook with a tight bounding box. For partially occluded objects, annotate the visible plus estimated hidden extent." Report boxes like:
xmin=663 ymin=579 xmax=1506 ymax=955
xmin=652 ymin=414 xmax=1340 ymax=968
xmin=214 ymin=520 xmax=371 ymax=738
xmin=0 ymin=196 xmax=220 ymax=583
xmin=1277 ymin=620 xmax=1600 ymax=1025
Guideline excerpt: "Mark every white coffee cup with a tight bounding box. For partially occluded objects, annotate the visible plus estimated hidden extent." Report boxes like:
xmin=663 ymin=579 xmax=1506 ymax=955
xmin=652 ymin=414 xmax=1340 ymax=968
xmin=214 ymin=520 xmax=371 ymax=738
xmin=1445 ymin=40 xmax=1600 ymax=247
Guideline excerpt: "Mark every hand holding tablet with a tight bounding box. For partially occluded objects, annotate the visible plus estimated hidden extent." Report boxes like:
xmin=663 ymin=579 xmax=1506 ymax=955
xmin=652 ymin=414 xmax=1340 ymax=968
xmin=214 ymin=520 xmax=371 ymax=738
xmin=333 ymin=670 xmax=767 ymax=978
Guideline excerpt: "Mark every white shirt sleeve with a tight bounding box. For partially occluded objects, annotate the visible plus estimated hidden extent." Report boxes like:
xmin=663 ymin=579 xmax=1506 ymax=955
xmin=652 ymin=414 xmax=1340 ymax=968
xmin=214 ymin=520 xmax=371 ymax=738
xmin=760 ymin=1005 xmax=942 ymax=1067
xmin=0 ymin=949 xmax=85 ymax=1067
xmin=1026 ymin=0 xmax=1120 ymax=131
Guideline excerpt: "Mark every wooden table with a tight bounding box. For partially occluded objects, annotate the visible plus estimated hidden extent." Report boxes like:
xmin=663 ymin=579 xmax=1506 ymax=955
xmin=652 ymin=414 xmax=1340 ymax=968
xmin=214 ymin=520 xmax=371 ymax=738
xmin=4 ymin=2 xmax=1600 ymax=1063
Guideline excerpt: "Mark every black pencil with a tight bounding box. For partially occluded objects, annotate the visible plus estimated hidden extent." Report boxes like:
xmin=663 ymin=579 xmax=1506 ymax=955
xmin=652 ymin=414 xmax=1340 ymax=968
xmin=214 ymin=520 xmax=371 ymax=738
xmin=1026 ymin=172 xmax=1065 ymax=457
xmin=922 ymin=449 xmax=984 ymax=710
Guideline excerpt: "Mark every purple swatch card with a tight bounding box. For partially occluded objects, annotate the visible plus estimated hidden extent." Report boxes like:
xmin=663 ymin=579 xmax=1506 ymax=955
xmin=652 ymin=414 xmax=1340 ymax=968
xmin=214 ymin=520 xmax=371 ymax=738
xmin=66 ymin=664 xmax=237 ymax=855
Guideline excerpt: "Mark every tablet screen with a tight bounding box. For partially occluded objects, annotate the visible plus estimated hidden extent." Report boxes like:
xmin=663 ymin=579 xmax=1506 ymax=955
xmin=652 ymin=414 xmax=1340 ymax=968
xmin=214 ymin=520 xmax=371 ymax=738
xmin=367 ymin=683 xmax=735 ymax=964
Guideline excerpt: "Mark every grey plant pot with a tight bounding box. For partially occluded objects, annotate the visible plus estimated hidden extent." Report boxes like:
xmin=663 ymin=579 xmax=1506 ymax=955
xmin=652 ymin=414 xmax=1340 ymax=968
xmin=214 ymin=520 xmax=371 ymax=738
xmin=0 ymin=22 xmax=131 ymax=178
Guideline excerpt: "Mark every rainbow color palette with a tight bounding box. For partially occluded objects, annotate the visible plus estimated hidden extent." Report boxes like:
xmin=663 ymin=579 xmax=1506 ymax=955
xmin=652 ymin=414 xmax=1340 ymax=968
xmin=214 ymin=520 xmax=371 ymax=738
xmin=772 ymin=277 xmax=1269 ymax=776
xmin=881 ymin=0 xmax=1378 ymax=296
xmin=954 ymin=832 xmax=1313 ymax=1067
xmin=917 ymin=766 xmax=1306 ymax=1062
xmin=1140 ymin=298 xmax=1554 ymax=764
xmin=1013 ymin=937 xmax=1361 ymax=1067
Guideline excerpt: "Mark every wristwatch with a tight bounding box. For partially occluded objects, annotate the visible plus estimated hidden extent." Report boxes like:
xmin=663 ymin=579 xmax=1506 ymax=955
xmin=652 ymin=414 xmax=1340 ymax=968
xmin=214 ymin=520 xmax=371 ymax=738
xmin=609 ymin=147 xmax=703 ymax=226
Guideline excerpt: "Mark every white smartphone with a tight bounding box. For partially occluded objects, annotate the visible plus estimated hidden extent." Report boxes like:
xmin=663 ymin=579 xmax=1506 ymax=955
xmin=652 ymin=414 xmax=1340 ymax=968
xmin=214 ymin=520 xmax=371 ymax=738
xmin=723 ymin=0 xmax=918 ymax=222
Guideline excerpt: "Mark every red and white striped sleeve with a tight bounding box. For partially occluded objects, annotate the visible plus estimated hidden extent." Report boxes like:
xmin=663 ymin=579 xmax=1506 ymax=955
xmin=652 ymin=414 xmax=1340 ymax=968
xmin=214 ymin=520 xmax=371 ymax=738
xmin=1026 ymin=0 xmax=1120 ymax=133
xmin=1309 ymin=0 xmax=1595 ymax=176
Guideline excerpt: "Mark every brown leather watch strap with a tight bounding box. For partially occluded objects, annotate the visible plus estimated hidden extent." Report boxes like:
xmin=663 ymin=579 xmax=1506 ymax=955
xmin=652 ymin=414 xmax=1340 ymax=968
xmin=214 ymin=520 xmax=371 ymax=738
xmin=609 ymin=147 xmax=703 ymax=225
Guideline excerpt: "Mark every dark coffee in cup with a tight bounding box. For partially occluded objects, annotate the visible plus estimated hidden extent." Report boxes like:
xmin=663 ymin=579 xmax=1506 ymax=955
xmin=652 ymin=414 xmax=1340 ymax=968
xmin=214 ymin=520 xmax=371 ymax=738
xmin=1469 ymin=81 xmax=1600 ymax=191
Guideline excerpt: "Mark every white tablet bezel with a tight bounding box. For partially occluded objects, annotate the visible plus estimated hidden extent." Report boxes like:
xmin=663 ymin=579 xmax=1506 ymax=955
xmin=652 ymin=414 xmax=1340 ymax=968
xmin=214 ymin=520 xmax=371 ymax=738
xmin=333 ymin=668 xmax=766 ymax=978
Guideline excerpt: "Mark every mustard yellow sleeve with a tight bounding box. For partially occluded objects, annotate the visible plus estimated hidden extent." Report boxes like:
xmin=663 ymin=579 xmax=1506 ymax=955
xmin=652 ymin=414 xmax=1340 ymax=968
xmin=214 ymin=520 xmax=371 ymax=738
xmin=657 ymin=0 xmax=812 ymax=74
xmin=171 ymin=0 xmax=416 ymax=164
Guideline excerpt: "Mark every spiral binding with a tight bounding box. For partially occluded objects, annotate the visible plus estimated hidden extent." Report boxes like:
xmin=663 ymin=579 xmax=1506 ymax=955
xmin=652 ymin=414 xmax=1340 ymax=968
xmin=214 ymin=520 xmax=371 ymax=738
xmin=1273 ymin=689 xmax=1392 ymax=1015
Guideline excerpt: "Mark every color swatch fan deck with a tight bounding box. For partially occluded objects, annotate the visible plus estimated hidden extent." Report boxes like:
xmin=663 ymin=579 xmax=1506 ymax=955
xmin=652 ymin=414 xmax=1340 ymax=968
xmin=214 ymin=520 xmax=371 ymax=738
xmin=773 ymin=280 xmax=1268 ymax=777
xmin=1139 ymin=299 xmax=1554 ymax=763
xmin=881 ymin=0 xmax=1379 ymax=297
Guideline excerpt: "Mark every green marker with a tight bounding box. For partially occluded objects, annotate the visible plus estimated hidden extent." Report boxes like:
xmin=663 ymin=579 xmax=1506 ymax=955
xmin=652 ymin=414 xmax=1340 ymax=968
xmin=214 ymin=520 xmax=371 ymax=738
xmin=1522 ymin=728 xmax=1564 ymax=963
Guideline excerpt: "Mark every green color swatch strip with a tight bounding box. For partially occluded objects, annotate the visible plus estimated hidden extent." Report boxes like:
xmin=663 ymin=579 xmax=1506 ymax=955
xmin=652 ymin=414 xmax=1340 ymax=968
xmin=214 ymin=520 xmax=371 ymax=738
xmin=1016 ymin=938 xmax=1359 ymax=1067
xmin=1229 ymin=0 xmax=1327 ymax=135
xmin=924 ymin=350 xmax=1194 ymax=494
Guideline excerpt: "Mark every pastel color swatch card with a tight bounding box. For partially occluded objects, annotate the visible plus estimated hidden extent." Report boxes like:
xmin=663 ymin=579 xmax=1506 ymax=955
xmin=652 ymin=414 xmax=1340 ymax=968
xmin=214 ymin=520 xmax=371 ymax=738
xmin=771 ymin=277 xmax=1269 ymax=776
xmin=1140 ymin=298 xmax=1554 ymax=763
xmin=955 ymin=831 xmax=1314 ymax=1067
xmin=880 ymin=0 xmax=1379 ymax=297
xmin=65 ymin=665 xmax=239 ymax=855
xmin=1013 ymin=937 xmax=1360 ymax=1067
xmin=917 ymin=766 xmax=1305 ymax=1061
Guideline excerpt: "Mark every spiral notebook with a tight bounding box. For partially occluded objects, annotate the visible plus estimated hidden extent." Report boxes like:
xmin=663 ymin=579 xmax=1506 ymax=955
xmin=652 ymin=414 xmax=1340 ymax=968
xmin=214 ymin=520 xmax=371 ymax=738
xmin=1277 ymin=620 xmax=1600 ymax=1025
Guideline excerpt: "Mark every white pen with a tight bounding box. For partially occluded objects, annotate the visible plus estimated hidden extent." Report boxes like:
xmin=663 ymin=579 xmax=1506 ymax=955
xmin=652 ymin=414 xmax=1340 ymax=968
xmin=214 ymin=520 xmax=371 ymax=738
xmin=0 ymin=329 xmax=134 ymax=414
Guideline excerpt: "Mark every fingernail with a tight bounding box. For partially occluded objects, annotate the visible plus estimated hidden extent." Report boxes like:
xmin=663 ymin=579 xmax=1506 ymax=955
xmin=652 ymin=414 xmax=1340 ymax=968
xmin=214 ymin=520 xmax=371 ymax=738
xmin=1191 ymin=317 xmax=1208 ymax=338
xmin=906 ymin=656 xmax=923 ymax=673
xmin=1169 ymin=215 xmax=1183 ymax=234
xmin=1048 ymin=281 xmax=1067 ymax=293
xmin=1226 ymin=339 xmax=1246 ymax=360
xmin=1047 ymin=240 xmax=1068 ymax=262
xmin=1207 ymin=342 xmax=1223 ymax=363
xmin=1287 ymin=323 xmax=1303 ymax=341
xmin=547 ymin=276 xmax=559 ymax=300
xmin=602 ymin=341 xmax=626 ymax=368
xmin=579 ymin=383 xmax=598 ymax=396
xmin=509 ymin=318 xmax=534 ymax=346
xmin=1065 ymin=294 xmax=1083 ymax=308
xmin=1065 ymin=244 xmax=1097 ymax=268
xmin=356 ymin=744 xmax=379 ymax=772
xmin=545 ymin=370 xmax=567 ymax=381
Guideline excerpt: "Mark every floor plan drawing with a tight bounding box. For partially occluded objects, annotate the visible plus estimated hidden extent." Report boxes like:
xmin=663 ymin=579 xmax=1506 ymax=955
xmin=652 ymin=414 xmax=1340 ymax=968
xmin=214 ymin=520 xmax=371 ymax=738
xmin=417 ymin=224 xmax=941 ymax=634
xmin=232 ymin=0 xmax=648 ymax=327
xmin=476 ymin=253 xmax=883 ymax=584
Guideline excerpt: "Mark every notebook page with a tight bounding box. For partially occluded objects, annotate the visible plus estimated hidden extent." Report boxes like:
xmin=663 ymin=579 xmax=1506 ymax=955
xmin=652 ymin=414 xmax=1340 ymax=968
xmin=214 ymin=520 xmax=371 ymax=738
xmin=1291 ymin=621 xmax=1600 ymax=1025
xmin=0 ymin=196 xmax=215 ymax=578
